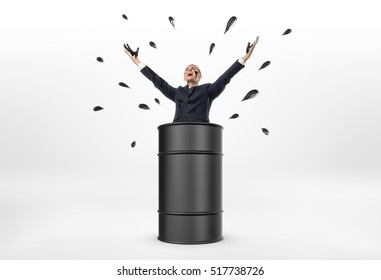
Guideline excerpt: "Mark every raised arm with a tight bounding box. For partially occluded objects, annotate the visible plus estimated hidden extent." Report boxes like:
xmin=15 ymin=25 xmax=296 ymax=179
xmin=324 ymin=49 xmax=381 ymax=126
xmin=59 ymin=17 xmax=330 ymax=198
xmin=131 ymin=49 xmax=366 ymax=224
xmin=208 ymin=36 xmax=259 ymax=100
xmin=124 ymin=44 xmax=176 ymax=102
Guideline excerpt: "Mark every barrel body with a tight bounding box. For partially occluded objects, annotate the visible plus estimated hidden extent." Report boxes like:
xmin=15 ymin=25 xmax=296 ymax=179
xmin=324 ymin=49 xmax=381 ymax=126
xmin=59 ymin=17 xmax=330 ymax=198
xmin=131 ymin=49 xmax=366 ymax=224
xmin=157 ymin=122 xmax=223 ymax=244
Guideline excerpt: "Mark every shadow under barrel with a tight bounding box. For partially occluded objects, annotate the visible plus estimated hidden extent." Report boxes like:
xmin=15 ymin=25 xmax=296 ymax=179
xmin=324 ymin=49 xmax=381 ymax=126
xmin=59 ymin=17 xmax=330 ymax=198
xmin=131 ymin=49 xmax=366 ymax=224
xmin=157 ymin=122 xmax=223 ymax=244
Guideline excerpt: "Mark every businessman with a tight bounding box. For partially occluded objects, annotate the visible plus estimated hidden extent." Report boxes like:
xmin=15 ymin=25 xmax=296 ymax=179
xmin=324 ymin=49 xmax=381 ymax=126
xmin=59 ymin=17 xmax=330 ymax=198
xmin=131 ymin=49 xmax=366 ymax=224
xmin=125 ymin=36 xmax=259 ymax=123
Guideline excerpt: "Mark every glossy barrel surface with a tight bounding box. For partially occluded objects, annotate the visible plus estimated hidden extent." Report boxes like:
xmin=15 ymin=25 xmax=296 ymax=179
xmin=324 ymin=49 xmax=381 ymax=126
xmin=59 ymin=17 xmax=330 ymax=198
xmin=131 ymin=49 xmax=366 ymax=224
xmin=158 ymin=122 xmax=223 ymax=244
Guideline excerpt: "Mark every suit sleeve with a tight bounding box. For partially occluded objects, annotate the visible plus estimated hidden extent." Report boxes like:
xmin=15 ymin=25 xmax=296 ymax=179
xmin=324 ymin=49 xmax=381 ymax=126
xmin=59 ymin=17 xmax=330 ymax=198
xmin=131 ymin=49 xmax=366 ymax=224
xmin=208 ymin=60 xmax=245 ymax=100
xmin=140 ymin=66 xmax=176 ymax=102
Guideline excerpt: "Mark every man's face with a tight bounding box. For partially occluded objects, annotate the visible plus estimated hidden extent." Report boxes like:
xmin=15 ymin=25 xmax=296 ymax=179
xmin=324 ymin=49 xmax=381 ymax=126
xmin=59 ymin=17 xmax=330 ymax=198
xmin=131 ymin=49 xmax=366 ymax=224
xmin=184 ymin=64 xmax=202 ymax=84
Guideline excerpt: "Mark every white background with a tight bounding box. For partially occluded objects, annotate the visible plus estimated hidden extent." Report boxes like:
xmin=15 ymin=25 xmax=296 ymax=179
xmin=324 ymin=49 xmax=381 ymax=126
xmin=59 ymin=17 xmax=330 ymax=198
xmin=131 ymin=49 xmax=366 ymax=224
xmin=1 ymin=0 xmax=380 ymax=259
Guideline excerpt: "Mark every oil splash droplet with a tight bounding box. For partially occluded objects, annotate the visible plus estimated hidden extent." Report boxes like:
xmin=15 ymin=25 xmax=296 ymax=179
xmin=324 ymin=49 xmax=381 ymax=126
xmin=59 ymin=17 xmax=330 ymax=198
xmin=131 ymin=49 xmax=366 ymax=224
xmin=261 ymin=128 xmax=270 ymax=135
xmin=169 ymin=16 xmax=175 ymax=29
xmin=93 ymin=106 xmax=103 ymax=111
xmin=224 ymin=16 xmax=237 ymax=34
xmin=282 ymin=29 xmax=292 ymax=35
xmin=241 ymin=90 xmax=259 ymax=101
xmin=119 ymin=82 xmax=130 ymax=88
xmin=259 ymin=61 xmax=271 ymax=71
xmin=138 ymin=104 xmax=150 ymax=110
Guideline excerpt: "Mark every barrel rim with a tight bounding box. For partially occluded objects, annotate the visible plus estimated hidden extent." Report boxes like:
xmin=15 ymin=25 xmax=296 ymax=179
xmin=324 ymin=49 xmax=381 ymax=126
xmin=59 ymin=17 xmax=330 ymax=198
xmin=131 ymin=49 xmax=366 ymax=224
xmin=158 ymin=122 xmax=223 ymax=130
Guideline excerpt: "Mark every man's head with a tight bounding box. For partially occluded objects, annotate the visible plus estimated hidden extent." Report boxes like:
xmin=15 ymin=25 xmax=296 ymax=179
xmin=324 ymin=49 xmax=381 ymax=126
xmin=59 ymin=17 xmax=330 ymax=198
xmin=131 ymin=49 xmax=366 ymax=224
xmin=184 ymin=64 xmax=202 ymax=86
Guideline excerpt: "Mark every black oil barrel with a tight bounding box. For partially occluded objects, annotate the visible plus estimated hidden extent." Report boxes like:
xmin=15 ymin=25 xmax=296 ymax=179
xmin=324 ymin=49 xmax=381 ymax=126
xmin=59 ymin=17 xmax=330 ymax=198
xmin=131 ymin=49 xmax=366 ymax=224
xmin=157 ymin=122 xmax=223 ymax=244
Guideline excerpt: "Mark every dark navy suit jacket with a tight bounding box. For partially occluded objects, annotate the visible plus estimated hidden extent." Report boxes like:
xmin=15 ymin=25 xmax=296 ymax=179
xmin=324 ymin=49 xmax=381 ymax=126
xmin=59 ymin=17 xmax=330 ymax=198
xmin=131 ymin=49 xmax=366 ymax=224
xmin=140 ymin=60 xmax=245 ymax=123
